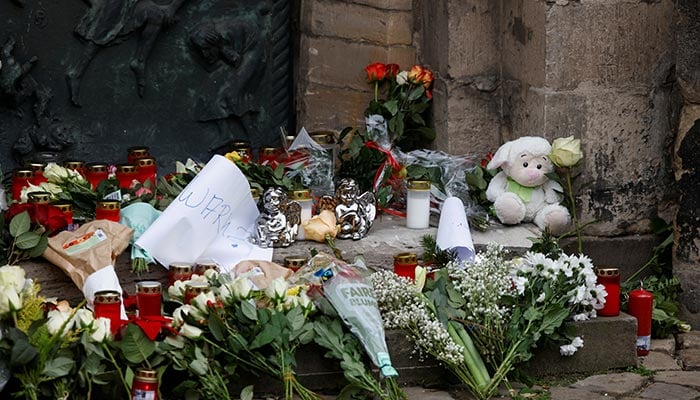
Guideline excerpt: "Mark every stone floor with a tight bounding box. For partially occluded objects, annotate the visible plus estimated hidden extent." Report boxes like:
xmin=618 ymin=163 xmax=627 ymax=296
xmin=297 ymin=331 xmax=700 ymax=400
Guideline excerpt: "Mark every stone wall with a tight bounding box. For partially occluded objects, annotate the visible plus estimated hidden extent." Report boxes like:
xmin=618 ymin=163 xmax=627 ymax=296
xmin=296 ymin=0 xmax=677 ymax=237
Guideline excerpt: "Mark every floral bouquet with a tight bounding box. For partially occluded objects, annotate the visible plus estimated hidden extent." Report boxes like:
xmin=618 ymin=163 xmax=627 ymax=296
xmin=371 ymin=243 xmax=607 ymax=400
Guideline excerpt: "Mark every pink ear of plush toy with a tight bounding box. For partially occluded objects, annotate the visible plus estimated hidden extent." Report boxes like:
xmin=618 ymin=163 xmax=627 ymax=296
xmin=485 ymin=136 xmax=571 ymax=234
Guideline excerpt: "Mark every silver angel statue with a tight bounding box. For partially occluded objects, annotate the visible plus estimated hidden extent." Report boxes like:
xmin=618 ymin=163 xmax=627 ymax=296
xmin=329 ymin=178 xmax=376 ymax=240
xmin=252 ymin=187 xmax=301 ymax=248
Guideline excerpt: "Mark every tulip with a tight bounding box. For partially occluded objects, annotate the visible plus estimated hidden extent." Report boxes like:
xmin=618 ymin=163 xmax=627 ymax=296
xmin=550 ymin=136 xmax=583 ymax=168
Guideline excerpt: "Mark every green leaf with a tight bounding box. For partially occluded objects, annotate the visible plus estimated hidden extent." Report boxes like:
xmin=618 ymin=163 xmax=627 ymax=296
xmin=208 ymin=313 xmax=227 ymax=342
xmin=121 ymin=324 xmax=156 ymax=364
xmin=9 ymin=211 xmax=31 ymax=237
xmin=382 ymin=100 xmax=399 ymax=115
xmin=523 ymin=307 xmax=542 ymax=322
xmin=44 ymin=356 xmax=75 ymax=377
xmin=540 ymin=307 xmax=569 ymax=335
xmin=27 ymin=234 xmax=49 ymax=257
xmin=408 ymin=85 xmax=425 ymax=101
xmin=10 ymin=339 xmax=38 ymax=366
xmin=240 ymin=385 xmax=254 ymax=400
xmin=249 ymin=324 xmax=279 ymax=350
xmin=15 ymin=231 xmax=41 ymax=250
xmin=241 ymin=300 xmax=258 ymax=321
xmin=287 ymin=307 xmax=305 ymax=332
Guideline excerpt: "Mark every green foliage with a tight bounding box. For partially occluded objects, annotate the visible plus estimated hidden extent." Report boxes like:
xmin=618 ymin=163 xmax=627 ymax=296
xmin=2 ymin=210 xmax=49 ymax=265
xmin=420 ymin=234 xmax=457 ymax=269
xmin=626 ymin=364 xmax=654 ymax=377
xmin=528 ymin=230 xmax=564 ymax=259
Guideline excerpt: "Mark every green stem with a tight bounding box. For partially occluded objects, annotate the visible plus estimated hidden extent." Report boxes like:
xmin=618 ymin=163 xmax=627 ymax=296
xmin=103 ymin=342 xmax=131 ymax=395
xmin=374 ymin=81 xmax=379 ymax=104
xmin=565 ymin=169 xmax=583 ymax=253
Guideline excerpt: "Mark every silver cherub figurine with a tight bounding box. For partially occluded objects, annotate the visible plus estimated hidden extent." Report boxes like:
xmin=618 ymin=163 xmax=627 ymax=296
xmin=253 ymin=187 xmax=301 ymax=248
xmin=328 ymin=178 xmax=376 ymax=240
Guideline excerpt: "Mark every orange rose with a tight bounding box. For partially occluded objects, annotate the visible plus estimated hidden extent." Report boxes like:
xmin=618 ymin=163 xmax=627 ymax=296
xmin=365 ymin=62 xmax=388 ymax=82
xmin=407 ymin=65 xmax=424 ymax=84
xmin=420 ymin=68 xmax=434 ymax=89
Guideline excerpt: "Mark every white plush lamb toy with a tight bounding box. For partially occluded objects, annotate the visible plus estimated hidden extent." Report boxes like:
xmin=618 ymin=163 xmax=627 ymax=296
xmin=485 ymin=136 xmax=571 ymax=234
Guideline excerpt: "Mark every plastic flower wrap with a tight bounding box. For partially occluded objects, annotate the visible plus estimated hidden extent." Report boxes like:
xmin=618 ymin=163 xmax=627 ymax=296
xmin=298 ymin=253 xmax=399 ymax=379
xmin=283 ymin=128 xmax=335 ymax=197
xmin=119 ymin=202 xmax=162 ymax=273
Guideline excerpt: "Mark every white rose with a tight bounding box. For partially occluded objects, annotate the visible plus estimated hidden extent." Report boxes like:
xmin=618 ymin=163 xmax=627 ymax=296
xmin=43 ymin=163 xmax=71 ymax=182
xmin=89 ymin=317 xmax=111 ymax=343
xmin=297 ymin=291 xmax=314 ymax=312
xmin=396 ymin=71 xmax=409 ymax=86
xmin=203 ymin=269 xmax=219 ymax=280
xmin=172 ymin=304 xmax=192 ymax=327
xmin=0 ymin=265 xmax=26 ymax=292
xmin=550 ymin=136 xmax=583 ymax=168
xmin=0 ymin=287 xmax=22 ymax=316
xmin=191 ymin=291 xmax=217 ymax=314
xmin=231 ymin=278 xmax=253 ymax=300
xmin=72 ymin=308 xmax=95 ymax=329
xmin=180 ymin=323 xmax=203 ymax=340
xmin=265 ymin=278 xmax=288 ymax=303
xmin=167 ymin=279 xmax=188 ymax=301
xmin=47 ymin=309 xmax=73 ymax=336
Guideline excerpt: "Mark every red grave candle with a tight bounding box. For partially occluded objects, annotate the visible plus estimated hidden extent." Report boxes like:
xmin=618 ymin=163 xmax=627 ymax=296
xmin=168 ymin=262 xmax=193 ymax=287
xmin=11 ymin=168 xmax=33 ymax=201
xmin=136 ymin=281 xmax=162 ymax=318
xmin=596 ymin=268 xmax=620 ymax=316
xmin=26 ymin=162 xmax=47 ymax=185
xmin=63 ymin=160 xmax=86 ymax=176
xmin=393 ymin=252 xmax=418 ymax=280
xmin=628 ymin=288 xmax=653 ymax=356
xmin=259 ymin=147 xmax=280 ymax=164
xmin=136 ymin=157 xmax=157 ymax=187
xmin=131 ymin=368 xmax=158 ymax=400
xmin=96 ymin=200 xmax=120 ymax=222
xmin=52 ymin=202 xmax=74 ymax=226
xmin=93 ymin=290 xmax=122 ymax=334
xmin=127 ymin=146 xmax=150 ymax=164
xmin=232 ymin=140 xmax=252 ymax=163
xmin=85 ymin=163 xmax=109 ymax=189
xmin=184 ymin=282 xmax=210 ymax=305
xmin=116 ymin=164 xmax=138 ymax=189
xmin=284 ymin=256 xmax=308 ymax=272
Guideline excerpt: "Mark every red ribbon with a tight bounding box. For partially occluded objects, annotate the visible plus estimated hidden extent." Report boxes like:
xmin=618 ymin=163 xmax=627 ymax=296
xmin=364 ymin=141 xmax=407 ymax=218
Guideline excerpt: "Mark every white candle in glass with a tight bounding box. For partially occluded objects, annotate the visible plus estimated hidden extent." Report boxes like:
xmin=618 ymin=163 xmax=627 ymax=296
xmin=290 ymin=189 xmax=314 ymax=240
xmin=406 ymin=180 xmax=431 ymax=229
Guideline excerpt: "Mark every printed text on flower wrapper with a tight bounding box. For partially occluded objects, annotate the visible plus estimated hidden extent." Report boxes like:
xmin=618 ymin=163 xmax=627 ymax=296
xmin=340 ymin=285 xmax=378 ymax=307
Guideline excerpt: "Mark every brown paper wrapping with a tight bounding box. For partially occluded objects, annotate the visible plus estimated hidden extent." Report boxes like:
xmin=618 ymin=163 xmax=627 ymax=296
xmin=43 ymin=220 xmax=133 ymax=290
xmin=233 ymin=260 xmax=292 ymax=290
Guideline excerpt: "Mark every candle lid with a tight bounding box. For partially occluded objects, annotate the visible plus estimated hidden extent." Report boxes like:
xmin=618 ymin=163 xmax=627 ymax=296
xmin=596 ymin=268 xmax=619 ymax=277
xmin=134 ymin=368 xmax=158 ymax=382
xmin=169 ymin=262 xmax=193 ymax=274
xmin=284 ymin=256 xmax=308 ymax=270
xmin=97 ymin=200 xmax=120 ymax=210
xmin=260 ymin=147 xmax=278 ymax=155
xmin=185 ymin=281 xmax=210 ymax=296
xmin=94 ymin=290 xmax=121 ymax=304
xmin=251 ymin=188 xmax=260 ymax=199
xmin=194 ymin=260 xmax=219 ymax=274
xmin=136 ymin=281 xmax=162 ymax=294
xmin=86 ymin=163 xmax=109 ymax=172
xmin=394 ymin=252 xmax=418 ymax=264
xmin=128 ymin=146 xmax=150 ymax=155
xmin=28 ymin=191 xmax=51 ymax=204
xmin=63 ymin=160 xmax=85 ymax=170
xmin=13 ymin=168 xmax=34 ymax=178
xmin=288 ymin=189 xmax=312 ymax=200
xmin=136 ymin=157 xmax=156 ymax=167
xmin=407 ymin=180 xmax=430 ymax=191
xmin=52 ymin=202 xmax=73 ymax=212
xmin=310 ymin=131 xmax=336 ymax=145
xmin=117 ymin=164 xmax=137 ymax=173
xmin=25 ymin=162 xmax=46 ymax=171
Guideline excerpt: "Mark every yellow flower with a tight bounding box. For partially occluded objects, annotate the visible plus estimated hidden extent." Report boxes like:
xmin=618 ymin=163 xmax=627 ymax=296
xmin=225 ymin=151 xmax=242 ymax=163
xmin=550 ymin=136 xmax=583 ymax=168
xmin=287 ymin=285 xmax=301 ymax=297
xmin=303 ymin=210 xmax=340 ymax=242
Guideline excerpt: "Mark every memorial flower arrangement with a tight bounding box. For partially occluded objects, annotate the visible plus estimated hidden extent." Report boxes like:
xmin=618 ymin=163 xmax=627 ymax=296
xmin=370 ymin=243 xmax=607 ymax=400
xmin=549 ymin=136 xmax=587 ymax=250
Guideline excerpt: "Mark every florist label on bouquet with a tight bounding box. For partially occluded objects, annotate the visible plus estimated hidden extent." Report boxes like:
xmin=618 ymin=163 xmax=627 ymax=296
xmin=136 ymin=155 xmax=272 ymax=271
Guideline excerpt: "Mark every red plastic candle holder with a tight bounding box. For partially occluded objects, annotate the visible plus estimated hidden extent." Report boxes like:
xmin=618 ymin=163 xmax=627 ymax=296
xmin=284 ymin=256 xmax=308 ymax=272
xmin=127 ymin=146 xmax=150 ymax=164
xmin=168 ymin=262 xmax=193 ymax=287
xmin=131 ymin=368 xmax=158 ymax=400
xmin=116 ymin=164 xmax=138 ymax=189
xmin=95 ymin=200 xmax=120 ymax=222
xmin=232 ymin=140 xmax=252 ymax=163
xmin=184 ymin=282 xmax=210 ymax=305
xmin=136 ymin=157 xmax=157 ymax=187
xmin=628 ymin=288 xmax=653 ymax=356
xmin=85 ymin=163 xmax=109 ymax=189
xmin=393 ymin=252 xmax=418 ymax=280
xmin=63 ymin=160 xmax=86 ymax=177
xmin=136 ymin=281 xmax=162 ymax=318
xmin=596 ymin=268 xmax=620 ymax=317
xmin=93 ymin=290 xmax=122 ymax=334
xmin=259 ymin=147 xmax=280 ymax=164
xmin=11 ymin=168 xmax=33 ymax=201
xmin=26 ymin=162 xmax=47 ymax=186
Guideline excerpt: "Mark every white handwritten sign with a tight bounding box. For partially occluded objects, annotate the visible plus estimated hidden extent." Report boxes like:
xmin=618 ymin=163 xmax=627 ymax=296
xmin=136 ymin=155 xmax=272 ymax=272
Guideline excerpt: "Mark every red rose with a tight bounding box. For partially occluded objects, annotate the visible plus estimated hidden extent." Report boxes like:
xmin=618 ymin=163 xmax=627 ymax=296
xmin=481 ymin=153 xmax=494 ymax=168
xmin=365 ymin=62 xmax=388 ymax=82
xmin=33 ymin=204 xmax=71 ymax=232
xmin=425 ymin=89 xmax=433 ymax=100
xmin=386 ymin=63 xmax=400 ymax=78
xmin=6 ymin=203 xmax=34 ymax=221
xmin=420 ymin=68 xmax=434 ymax=89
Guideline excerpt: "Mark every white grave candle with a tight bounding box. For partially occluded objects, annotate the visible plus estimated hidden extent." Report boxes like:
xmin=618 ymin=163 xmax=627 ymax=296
xmin=406 ymin=180 xmax=430 ymax=229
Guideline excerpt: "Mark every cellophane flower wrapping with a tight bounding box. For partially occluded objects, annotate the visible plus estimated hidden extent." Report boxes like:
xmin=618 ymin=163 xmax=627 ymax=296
xmin=283 ymin=128 xmax=335 ymax=197
xmin=295 ymin=253 xmax=399 ymax=378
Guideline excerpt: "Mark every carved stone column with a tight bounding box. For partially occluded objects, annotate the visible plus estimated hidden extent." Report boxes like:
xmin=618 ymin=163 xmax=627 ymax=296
xmin=673 ymin=0 xmax=700 ymax=328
